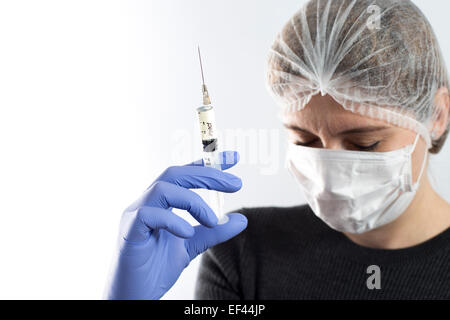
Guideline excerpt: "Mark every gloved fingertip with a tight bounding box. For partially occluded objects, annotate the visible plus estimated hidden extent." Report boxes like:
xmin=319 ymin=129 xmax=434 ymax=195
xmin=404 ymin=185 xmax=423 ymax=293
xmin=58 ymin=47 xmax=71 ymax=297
xmin=222 ymin=173 xmax=242 ymax=191
xmin=200 ymin=206 xmax=218 ymax=228
xmin=231 ymin=176 xmax=243 ymax=189
xmin=228 ymin=212 xmax=248 ymax=225
xmin=216 ymin=213 xmax=248 ymax=232
xmin=212 ymin=213 xmax=248 ymax=242
xmin=208 ymin=214 xmax=219 ymax=228
xmin=220 ymin=150 xmax=240 ymax=170
xmin=230 ymin=150 xmax=240 ymax=163
xmin=181 ymin=226 xmax=195 ymax=238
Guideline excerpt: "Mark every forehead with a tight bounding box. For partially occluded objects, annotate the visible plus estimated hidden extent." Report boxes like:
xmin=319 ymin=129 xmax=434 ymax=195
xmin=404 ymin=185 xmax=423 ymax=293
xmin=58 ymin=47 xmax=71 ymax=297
xmin=281 ymin=95 xmax=393 ymax=133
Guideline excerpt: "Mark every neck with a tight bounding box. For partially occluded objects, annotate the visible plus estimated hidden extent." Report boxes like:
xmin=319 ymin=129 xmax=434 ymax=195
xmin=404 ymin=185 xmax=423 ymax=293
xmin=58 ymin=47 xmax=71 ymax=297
xmin=344 ymin=174 xmax=450 ymax=249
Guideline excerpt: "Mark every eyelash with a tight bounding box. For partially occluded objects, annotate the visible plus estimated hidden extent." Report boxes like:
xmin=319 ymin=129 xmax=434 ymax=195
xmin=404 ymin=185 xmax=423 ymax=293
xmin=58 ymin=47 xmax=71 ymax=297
xmin=295 ymin=140 xmax=381 ymax=151
xmin=294 ymin=140 xmax=315 ymax=147
xmin=354 ymin=141 xmax=380 ymax=151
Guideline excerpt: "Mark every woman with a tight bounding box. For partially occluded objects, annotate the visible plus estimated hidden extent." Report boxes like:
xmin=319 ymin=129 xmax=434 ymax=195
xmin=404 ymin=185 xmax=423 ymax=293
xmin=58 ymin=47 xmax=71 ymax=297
xmin=105 ymin=0 xmax=450 ymax=299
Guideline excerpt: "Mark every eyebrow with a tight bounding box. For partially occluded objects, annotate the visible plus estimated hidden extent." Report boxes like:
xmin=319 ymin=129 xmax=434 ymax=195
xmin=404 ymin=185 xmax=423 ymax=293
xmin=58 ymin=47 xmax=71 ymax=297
xmin=283 ymin=124 xmax=390 ymax=135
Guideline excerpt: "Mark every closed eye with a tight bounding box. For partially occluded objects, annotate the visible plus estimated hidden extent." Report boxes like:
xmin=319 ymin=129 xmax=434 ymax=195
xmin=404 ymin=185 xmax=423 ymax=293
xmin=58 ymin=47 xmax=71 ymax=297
xmin=293 ymin=140 xmax=381 ymax=151
xmin=294 ymin=139 xmax=318 ymax=147
xmin=353 ymin=141 xmax=380 ymax=151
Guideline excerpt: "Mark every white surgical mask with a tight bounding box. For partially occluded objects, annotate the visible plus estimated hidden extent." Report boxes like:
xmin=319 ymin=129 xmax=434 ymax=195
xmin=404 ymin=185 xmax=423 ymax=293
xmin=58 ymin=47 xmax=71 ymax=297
xmin=286 ymin=134 xmax=427 ymax=234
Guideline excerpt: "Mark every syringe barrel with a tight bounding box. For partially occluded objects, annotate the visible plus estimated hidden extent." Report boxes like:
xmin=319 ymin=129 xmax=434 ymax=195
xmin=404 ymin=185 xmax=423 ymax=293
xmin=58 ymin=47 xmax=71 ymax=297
xmin=196 ymin=105 xmax=228 ymax=224
xmin=197 ymin=104 xmax=219 ymax=161
xmin=197 ymin=105 xmax=216 ymax=141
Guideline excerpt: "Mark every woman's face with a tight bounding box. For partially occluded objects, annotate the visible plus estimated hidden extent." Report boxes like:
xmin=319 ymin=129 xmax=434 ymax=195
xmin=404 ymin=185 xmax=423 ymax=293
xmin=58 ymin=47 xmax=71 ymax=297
xmin=282 ymin=94 xmax=428 ymax=184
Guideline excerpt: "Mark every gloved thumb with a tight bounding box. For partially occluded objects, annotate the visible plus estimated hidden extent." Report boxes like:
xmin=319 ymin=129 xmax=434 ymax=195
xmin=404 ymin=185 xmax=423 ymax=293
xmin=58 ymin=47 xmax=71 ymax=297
xmin=184 ymin=213 xmax=248 ymax=260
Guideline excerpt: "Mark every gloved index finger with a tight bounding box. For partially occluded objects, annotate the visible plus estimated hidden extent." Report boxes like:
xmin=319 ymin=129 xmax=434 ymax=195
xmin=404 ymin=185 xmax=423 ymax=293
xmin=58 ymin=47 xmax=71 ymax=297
xmin=185 ymin=150 xmax=240 ymax=171
xmin=146 ymin=181 xmax=219 ymax=227
xmin=155 ymin=165 xmax=242 ymax=193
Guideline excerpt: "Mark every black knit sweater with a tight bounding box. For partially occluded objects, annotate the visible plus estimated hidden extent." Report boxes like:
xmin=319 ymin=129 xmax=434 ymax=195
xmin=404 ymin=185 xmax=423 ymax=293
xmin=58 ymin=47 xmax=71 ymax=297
xmin=194 ymin=204 xmax=450 ymax=299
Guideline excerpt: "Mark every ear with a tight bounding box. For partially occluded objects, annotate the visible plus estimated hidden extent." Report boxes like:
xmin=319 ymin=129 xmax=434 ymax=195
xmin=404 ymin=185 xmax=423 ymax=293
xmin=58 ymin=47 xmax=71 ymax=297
xmin=432 ymin=87 xmax=450 ymax=139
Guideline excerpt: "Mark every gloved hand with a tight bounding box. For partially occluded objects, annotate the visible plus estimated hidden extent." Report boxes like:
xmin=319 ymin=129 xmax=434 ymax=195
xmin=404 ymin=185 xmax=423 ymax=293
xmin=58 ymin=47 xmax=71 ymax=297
xmin=105 ymin=151 xmax=247 ymax=300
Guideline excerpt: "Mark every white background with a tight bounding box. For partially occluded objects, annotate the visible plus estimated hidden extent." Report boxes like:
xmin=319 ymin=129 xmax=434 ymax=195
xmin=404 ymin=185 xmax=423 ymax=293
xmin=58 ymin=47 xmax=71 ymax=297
xmin=0 ymin=0 xmax=448 ymax=299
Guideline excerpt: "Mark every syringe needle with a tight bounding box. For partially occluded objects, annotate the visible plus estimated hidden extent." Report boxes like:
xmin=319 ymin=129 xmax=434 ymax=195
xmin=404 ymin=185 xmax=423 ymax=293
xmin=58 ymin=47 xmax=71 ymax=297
xmin=197 ymin=45 xmax=211 ymax=105
xmin=198 ymin=45 xmax=206 ymax=86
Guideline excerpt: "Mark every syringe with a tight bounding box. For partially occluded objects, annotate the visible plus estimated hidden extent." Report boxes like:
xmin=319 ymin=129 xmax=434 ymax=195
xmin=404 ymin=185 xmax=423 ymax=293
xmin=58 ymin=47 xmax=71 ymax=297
xmin=196 ymin=46 xmax=228 ymax=224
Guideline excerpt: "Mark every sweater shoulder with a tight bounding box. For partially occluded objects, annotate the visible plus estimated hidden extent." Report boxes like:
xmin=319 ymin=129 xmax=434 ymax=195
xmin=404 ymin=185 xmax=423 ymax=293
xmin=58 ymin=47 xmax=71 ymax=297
xmin=238 ymin=204 xmax=331 ymax=240
xmin=211 ymin=204 xmax=332 ymax=258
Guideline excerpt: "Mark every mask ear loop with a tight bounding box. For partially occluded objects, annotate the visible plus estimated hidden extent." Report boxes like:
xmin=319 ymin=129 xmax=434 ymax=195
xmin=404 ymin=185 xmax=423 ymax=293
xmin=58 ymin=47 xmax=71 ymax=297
xmin=411 ymin=133 xmax=428 ymax=188
xmin=411 ymin=133 xmax=420 ymax=152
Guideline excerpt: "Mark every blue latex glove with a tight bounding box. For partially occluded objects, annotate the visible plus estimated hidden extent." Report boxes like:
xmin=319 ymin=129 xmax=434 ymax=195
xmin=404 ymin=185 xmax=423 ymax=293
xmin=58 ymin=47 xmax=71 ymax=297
xmin=105 ymin=151 xmax=247 ymax=300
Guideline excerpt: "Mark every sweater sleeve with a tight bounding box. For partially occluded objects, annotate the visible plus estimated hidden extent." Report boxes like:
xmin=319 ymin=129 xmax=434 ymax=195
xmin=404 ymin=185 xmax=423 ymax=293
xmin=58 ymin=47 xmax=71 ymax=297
xmin=194 ymin=210 xmax=247 ymax=300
